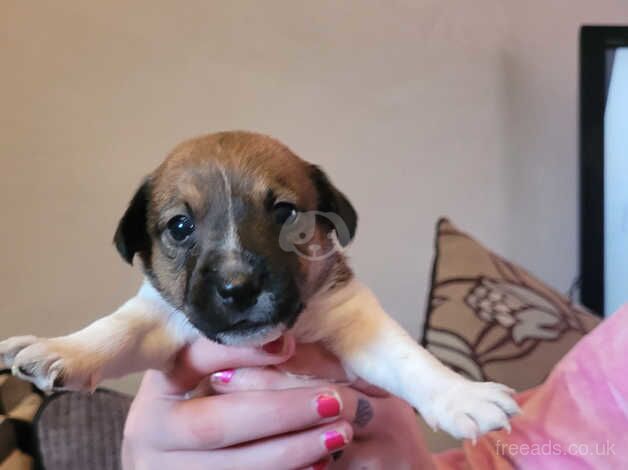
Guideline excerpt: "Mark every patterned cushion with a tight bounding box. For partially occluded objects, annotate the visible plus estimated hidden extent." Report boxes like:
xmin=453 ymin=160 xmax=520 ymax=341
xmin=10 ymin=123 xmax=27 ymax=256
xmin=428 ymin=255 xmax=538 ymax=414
xmin=0 ymin=369 xmax=132 ymax=470
xmin=422 ymin=218 xmax=601 ymax=391
xmin=0 ymin=370 xmax=44 ymax=469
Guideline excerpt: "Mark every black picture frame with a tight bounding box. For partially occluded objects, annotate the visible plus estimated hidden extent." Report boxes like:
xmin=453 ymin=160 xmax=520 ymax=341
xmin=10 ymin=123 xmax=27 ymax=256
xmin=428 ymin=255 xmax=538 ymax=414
xmin=580 ymin=25 xmax=628 ymax=316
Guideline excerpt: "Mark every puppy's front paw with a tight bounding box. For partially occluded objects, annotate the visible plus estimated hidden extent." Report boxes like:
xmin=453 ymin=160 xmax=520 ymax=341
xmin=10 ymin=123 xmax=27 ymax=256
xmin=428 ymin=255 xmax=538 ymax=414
xmin=0 ymin=336 xmax=101 ymax=392
xmin=422 ymin=380 xmax=520 ymax=441
xmin=0 ymin=335 xmax=38 ymax=368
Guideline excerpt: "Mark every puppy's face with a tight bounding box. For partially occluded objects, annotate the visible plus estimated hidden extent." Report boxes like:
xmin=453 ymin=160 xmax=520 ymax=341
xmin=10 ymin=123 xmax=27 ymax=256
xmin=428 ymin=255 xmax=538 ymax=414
xmin=114 ymin=132 xmax=357 ymax=345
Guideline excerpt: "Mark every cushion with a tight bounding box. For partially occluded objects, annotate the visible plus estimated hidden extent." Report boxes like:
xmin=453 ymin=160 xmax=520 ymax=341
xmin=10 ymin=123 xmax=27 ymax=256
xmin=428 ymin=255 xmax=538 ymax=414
xmin=0 ymin=371 xmax=43 ymax=469
xmin=434 ymin=303 xmax=627 ymax=469
xmin=422 ymin=218 xmax=600 ymax=391
xmin=34 ymin=390 xmax=132 ymax=470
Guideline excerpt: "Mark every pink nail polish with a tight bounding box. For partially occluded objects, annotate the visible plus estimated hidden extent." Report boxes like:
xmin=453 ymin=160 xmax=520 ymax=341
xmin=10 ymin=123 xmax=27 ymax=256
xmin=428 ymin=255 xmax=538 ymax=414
xmin=323 ymin=430 xmax=346 ymax=452
xmin=211 ymin=369 xmax=235 ymax=384
xmin=262 ymin=336 xmax=284 ymax=354
xmin=316 ymin=394 xmax=341 ymax=418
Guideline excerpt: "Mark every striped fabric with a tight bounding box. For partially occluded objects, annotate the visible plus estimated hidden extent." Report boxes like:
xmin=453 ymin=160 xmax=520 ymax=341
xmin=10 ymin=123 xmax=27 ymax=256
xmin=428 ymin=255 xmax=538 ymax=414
xmin=34 ymin=390 xmax=132 ymax=470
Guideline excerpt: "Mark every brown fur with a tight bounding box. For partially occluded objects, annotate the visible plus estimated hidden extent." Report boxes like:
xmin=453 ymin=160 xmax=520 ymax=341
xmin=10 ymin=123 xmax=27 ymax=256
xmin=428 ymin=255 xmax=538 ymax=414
xmin=138 ymin=131 xmax=352 ymax=319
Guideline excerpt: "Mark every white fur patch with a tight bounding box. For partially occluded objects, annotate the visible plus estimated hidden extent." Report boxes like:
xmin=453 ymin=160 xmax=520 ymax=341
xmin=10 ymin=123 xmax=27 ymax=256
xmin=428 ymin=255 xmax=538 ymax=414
xmin=217 ymin=165 xmax=240 ymax=251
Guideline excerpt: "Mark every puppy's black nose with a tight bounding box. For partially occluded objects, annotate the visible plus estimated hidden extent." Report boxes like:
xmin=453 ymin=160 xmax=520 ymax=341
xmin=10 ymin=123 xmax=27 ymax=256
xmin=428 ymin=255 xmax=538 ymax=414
xmin=217 ymin=271 xmax=262 ymax=309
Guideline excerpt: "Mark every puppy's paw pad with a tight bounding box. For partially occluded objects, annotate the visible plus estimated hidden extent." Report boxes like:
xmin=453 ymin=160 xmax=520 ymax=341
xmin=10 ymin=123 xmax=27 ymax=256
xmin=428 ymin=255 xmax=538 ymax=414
xmin=0 ymin=336 xmax=38 ymax=368
xmin=425 ymin=381 xmax=519 ymax=440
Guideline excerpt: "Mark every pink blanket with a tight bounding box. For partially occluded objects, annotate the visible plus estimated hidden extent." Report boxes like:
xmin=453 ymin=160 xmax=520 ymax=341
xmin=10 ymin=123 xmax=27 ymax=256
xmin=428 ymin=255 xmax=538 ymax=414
xmin=434 ymin=304 xmax=628 ymax=469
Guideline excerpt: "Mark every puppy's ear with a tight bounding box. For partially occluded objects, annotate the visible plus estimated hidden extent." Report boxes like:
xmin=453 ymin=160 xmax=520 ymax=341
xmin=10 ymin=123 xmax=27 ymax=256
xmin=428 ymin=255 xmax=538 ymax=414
xmin=310 ymin=165 xmax=358 ymax=246
xmin=114 ymin=179 xmax=151 ymax=264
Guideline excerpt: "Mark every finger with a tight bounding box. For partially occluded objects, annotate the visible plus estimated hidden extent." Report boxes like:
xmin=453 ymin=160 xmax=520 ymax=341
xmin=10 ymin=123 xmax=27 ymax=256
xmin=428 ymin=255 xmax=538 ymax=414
xmin=142 ymin=334 xmax=296 ymax=396
xmin=210 ymin=366 xmax=336 ymax=392
xmin=163 ymin=385 xmax=387 ymax=450
xmin=210 ymin=368 xmax=388 ymax=434
xmin=210 ymin=366 xmax=388 ymax=400
xmin=277 ymin=342 xmax=349 ymax=382
xmin=327 ymin=439 xmax=431 ymax=470
xmin=157 ymin=386 xmax=348 ymax=450
xmin=156 ymin=420 xmax=352 ymax=470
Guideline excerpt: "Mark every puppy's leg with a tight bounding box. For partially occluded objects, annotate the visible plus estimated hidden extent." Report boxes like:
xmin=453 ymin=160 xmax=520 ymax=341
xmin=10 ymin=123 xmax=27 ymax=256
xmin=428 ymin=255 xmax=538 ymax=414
xmin=308 ymin=282 xmax=520 ymax=440
xmin=0 ymin=281 xmax=194 ymax=391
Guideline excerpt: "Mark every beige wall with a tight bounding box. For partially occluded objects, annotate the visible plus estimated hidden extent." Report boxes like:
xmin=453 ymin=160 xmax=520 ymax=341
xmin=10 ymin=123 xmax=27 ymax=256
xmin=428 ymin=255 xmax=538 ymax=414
xmin=2 ymin=1 xmax=627 ymax=391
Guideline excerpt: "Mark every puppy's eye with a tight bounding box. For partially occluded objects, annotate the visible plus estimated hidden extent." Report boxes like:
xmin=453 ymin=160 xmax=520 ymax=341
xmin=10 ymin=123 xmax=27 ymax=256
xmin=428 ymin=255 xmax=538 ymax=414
xmin=167 ymin=215 xmax=195 ymax=242
xmin=273 ymin=202 xmax=297 ymax=225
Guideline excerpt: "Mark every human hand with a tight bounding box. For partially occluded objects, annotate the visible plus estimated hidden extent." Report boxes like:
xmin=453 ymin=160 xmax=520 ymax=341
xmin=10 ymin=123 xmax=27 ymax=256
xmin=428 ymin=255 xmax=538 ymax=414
xmin=213 ymin=342 xmax=434 ymax=470
xmin=122 ymin=335 xmax=433 ymax=469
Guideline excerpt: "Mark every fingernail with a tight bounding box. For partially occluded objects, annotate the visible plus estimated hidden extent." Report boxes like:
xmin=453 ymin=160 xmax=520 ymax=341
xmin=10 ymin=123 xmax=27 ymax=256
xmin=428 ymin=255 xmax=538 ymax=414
xmin=311 ymin=458 xmax=329 ymax=470
xmin=323 ymin=430 xmax=347 ymax=452
xmin=316 ymin=393 xmax=341 ymax=418
xmin=262 ymin=336 xmax=284 ymax=354
xmin=211 ymin=369 xmax=235 ymax=384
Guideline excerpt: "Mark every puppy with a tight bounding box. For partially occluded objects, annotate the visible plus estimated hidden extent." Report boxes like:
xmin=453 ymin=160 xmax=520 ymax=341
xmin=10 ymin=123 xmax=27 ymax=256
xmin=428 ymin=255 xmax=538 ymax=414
xmin=0 ymin=131 xmax=518 ymax=440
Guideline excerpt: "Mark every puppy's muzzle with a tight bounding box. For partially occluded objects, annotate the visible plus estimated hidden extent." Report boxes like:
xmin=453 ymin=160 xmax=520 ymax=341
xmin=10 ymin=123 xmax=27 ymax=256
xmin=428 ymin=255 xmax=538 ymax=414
xmin=215 ymin=267 xmax=262 ymax=310
xmin=192 ymin=250 xmax=269 ymax=324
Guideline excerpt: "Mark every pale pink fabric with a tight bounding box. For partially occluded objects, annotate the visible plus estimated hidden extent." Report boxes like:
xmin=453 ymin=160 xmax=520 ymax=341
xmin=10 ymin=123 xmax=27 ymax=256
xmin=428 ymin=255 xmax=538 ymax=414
xmin=433 ymin=304 xmax=628 ymax=469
